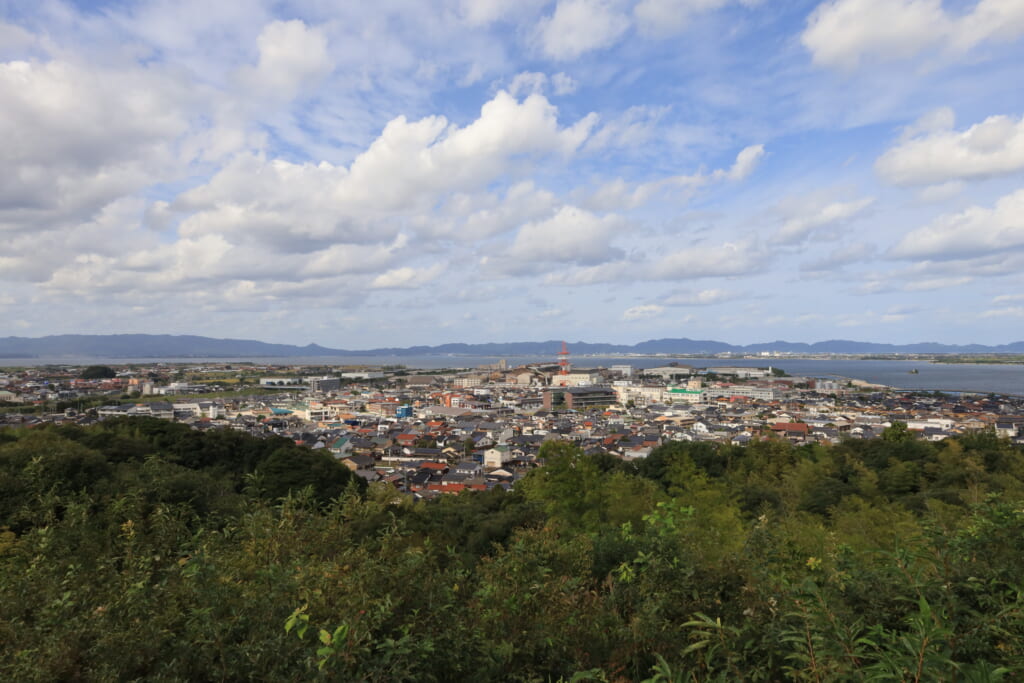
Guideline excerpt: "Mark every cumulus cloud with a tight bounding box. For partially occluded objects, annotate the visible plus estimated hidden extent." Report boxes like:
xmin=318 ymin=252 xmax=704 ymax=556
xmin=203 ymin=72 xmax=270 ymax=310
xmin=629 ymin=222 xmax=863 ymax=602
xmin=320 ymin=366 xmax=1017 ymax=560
xmin=623 ymin=303 xmax=665 ymax=320
xmin=877 ymin=112 xmax=1024 ymax=186
xmin=172 ymin=90 xmax=596 ymax=249
xmin=450 ymin=182 xmax=559 ymax=241
xmin=508 ymin=71 xmax=550 ymax=97
xmin=301 ymin=237 xmax=409 ymax=278
xmin=509 ymin=206 xmax=624 ymax=264
xmin=889 ymin=188 xmax=1024 ymax=260
xmin=239 ymin=20 xmax=332 ymax=100
xmin=11 ymin=85 xmax=600 ymax=310
xmin=803 ymin=0 xmax=1024 ymax=70
xmin=0 ymin=58 xmax=195 ymax=231
xmin=536 ymin=0 xmax=631 ymax=60
xmin=773 ymin=196 xmax=874 ymax=244
xmin=339 ymin=91 xmax=596 ymax=210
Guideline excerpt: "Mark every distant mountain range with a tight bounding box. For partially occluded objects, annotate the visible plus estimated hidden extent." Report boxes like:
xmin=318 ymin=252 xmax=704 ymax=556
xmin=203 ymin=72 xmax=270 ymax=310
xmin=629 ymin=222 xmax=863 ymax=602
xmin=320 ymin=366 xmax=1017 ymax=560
xmin=2 ymin=334 xmax=1024 ymax=359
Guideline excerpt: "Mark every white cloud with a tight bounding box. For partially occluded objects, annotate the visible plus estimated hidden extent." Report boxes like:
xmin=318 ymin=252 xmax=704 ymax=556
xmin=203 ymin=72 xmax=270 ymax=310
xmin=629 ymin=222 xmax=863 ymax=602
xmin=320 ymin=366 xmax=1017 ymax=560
xmin=0 ymin=58 xmax=196 ymax=231
xmin=981 ymin=306 xmax=1024 ymax=318
xmin=918 ymin=181 xmax=964 ymax=202
xmin=587 ymin=144 xmax=764 ymax=210
xmin=0 ymin=21 xmax=37 ymax=56
xmin=953 ymin=0 xmax=1024 ymax=51
xmin=536 ymin=0 xmax=631 ymax=60
xmin=718 ymin=144 xmax=765 ymax=181
xmin=662 ymin=288 xmax=741 ymax=305
xmin=509 ymin=206 xmax=624 ymax=264
xmin=584 ymin=105 xmax=671 ymax=153
xmin=774 ymin=196 xmax=874 ymax=244
xmin=451 ymin=182 xmax=558 ymax=241
xmin=889 ymin=188 xmax=1024 ymax=260
xmin=508 ymin=71 xmax=579 ymax=97
xmin=994 ymin=293 xmax=1024 ymax=303
xmin=370 ymin=264 xmax=445 ymax=289
xmin=903 ymin=276 xmax=972 ymax=291
xmin=551 ymin=72 xmax=578 ymax=95
xmin=173 ymin=90 xmax=596 ymax=249
xmin=508 ymin=71 xmax=550 ymax=97
xmin=543 ymin=261 xmax=632 ymax=285
xmin=803 ymin=0 xmax=1024 ymax=70
xmin=301 ymin=237 xmax=409 ymax=278
xmin=6 ymin=82 xmax=605 ymax=308
xmin=239 ymin=20 xmax=332 ymax=100
xmin=877 ymin=112 xmax=1024 ymax=186
xmin=652 ymin=239 xmax=762 ymax=279
xmin=623 ymin=303 xmax=665 ymax=320
xmin=339 ymin=91 xmax=596 ymax=210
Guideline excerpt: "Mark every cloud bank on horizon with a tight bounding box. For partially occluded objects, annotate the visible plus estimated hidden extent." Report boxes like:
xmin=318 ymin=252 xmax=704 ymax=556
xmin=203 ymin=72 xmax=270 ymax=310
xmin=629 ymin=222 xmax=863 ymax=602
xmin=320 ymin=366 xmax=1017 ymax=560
xmin=2 ymin=0 xmax=1023 ymax=348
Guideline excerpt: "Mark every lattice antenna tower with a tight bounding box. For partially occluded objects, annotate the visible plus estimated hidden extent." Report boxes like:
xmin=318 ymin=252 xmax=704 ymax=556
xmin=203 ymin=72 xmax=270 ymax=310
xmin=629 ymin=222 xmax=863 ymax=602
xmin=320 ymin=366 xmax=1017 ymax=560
xmin=558 ymin=341 xmax=570 ymax=375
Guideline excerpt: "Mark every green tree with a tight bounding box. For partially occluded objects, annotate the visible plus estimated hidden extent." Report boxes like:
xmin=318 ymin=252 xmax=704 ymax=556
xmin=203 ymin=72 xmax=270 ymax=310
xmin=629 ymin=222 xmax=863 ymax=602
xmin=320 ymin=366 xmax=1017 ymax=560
xmin=80 ymin=365 xmax=117 ymax=379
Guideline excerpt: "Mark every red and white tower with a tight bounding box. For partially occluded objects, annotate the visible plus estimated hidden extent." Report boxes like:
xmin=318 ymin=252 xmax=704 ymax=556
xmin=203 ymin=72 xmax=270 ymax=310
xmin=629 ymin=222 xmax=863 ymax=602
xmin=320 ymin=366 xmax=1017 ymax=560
xmin=558 ymin=341 xmax=570 ymax=375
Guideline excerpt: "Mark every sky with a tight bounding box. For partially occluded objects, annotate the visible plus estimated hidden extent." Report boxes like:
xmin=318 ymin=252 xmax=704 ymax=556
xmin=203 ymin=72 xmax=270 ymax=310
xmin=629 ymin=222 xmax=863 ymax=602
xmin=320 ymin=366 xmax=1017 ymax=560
xmin=2 ymin=0 xmax=1024 ymax=349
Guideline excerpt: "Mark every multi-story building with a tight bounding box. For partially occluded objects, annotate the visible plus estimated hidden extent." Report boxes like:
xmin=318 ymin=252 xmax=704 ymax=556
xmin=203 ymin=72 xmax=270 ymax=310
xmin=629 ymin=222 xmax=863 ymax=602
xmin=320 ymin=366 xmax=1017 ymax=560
xmin=543 ymin=386 xmax=619 ymax=411
xmin=308 ymin=376 xmax=342 ymax=393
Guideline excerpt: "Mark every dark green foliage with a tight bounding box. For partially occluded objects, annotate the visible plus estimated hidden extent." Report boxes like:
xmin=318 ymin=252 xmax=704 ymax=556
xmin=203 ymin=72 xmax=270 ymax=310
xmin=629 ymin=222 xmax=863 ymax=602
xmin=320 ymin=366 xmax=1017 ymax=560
xmin=80 ymin=365 xmax=116 ymax=379
xmin=2 ymin=421 xmax=1024 ymax=681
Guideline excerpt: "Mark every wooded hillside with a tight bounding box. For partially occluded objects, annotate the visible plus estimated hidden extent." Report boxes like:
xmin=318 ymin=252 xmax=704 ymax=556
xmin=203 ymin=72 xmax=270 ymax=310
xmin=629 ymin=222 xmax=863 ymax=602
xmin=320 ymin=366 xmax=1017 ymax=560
xmin=2 ymin=418 xmax=1022 ymax=681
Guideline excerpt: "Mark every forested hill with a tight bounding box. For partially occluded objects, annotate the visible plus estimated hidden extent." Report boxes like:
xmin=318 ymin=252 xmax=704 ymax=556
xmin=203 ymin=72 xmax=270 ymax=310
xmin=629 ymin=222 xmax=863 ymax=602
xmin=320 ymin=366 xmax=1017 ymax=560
xmin=2 ymin=419 xmax=1024 ymax=680
xmin=3 ymin=333 xmax=1024 ymax=358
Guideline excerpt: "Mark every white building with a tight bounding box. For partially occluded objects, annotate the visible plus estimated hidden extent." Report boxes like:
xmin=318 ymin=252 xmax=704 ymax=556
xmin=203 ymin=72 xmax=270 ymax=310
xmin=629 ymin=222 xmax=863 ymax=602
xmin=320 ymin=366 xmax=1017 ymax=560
xmin=642 ymin=366 xmax=694 ymax=381
xmin=551 ymin=372 xmax=596 ymax=387
xmin=666 ymin=387 xmax=705 ymax=404
xmin=483 ymin=445 xmax=513 ymax=468
xmin=259 ymin=377 xmax=303 ymax=387
xmin=705 ymin=385 xmax=783 ymax=401
xmin=615 ymin=385 xmax=666 ymax=406
xmin=709 ymin=367 xmax=772 ymax=379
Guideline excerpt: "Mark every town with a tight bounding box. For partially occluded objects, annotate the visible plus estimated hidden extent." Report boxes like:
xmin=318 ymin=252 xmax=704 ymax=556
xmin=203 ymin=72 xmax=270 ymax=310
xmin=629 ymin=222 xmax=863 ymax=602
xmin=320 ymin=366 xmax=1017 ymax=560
xmin=3 ymin=352 xmax=1024 ymax=498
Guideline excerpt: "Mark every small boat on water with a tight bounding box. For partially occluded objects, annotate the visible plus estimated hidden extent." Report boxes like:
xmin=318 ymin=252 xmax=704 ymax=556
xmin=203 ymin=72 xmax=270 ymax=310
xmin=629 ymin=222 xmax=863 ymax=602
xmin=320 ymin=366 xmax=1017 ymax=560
xmin=909 ymin=369 xmax=919 ymax=374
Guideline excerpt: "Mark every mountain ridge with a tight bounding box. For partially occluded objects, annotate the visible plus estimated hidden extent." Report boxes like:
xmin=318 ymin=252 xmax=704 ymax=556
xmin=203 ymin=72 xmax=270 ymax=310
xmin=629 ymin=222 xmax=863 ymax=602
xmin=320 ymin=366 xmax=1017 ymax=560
xmin=1 ymin=334 xmax=1023 ymax=359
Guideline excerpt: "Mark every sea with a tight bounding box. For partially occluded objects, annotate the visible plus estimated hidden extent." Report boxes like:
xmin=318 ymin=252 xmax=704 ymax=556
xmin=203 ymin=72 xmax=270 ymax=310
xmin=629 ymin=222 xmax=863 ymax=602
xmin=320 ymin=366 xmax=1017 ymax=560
xmin=4 ymin=355 xmax=1024 ymax=397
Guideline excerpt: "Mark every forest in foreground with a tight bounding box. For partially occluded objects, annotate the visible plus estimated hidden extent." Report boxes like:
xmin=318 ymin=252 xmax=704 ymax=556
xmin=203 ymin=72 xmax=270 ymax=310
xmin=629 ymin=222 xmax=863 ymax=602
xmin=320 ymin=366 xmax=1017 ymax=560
xmin=1 ymin=417 xmax=1023 ymax=681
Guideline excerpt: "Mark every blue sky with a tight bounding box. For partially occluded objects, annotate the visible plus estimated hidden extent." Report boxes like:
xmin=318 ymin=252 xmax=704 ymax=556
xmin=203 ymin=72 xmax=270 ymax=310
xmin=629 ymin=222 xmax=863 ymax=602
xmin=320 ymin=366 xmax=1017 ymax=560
xmin=2 ymin=0 xmax=1024 ymax=348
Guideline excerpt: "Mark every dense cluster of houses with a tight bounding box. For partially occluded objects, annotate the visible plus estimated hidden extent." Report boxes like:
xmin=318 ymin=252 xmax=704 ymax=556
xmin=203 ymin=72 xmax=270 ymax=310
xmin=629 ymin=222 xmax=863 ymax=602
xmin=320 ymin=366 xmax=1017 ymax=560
xmin=3 ymin=361 xmax=1024 ymax=498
